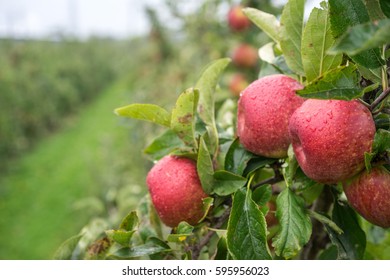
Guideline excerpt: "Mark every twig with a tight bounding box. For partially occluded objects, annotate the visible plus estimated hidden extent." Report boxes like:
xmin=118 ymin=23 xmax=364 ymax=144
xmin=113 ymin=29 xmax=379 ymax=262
xmin=251 ymin=162 xmax=284 ymax=190
xmin=190 ymin=207 xmax=231 ymax=260
xmin=370 ymin=87 xmax=390 ymax=112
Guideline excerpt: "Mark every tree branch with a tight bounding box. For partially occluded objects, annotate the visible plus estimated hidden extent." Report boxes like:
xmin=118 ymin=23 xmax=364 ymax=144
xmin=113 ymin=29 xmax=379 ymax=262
xmin=190 ymin=207 xmax=231 ymax=260
xmin=370 ymin=87 xmax=390 ymax=112
xmin=251 ymin=162 xmax=284 ymax=190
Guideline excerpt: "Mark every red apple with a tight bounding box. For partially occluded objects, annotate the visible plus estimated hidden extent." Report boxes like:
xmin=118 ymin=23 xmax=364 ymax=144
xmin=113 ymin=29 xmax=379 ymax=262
xmin=288 ymin=99 xmax=375 ymax=184
xmin=343 ymin=167 xmax=390 ymax=228
xmin=146 ymin=155 xmax=207 ymax=227
xmin=228 ymin=73 xmax=249 ymax=97
xmin=227 ymin=5 xmax=251 ymax=31
xmin=232 ymin=44 xmax=258 ymax=68
xmin=237 ymin=74 xmax=304 ymax=158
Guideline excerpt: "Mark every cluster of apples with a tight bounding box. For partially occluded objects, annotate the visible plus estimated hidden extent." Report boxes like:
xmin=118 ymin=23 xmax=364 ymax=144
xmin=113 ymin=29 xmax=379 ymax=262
xmin=146 ymin=74 xmax=389 ymax=230
xmin=226 ymin=5 xmax=259 ymax=97
xmin=238 ymin=74 xmax=389 ymax=228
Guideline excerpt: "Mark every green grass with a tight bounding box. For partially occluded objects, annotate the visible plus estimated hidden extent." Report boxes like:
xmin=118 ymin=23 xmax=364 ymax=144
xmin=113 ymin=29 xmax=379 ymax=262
xmin=0 ymin=78 xmax=149 ymax=259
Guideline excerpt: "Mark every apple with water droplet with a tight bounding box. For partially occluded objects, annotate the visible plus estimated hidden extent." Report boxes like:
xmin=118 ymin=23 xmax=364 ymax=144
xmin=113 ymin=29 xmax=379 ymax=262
xmin=146 ymin=155 xmax=208 ymax=227
xmin=343 ymin=166 xmax=390 ymax=228
xmin=288 ymin=99 xmax=375 ymax=184
xmin=237 ymin=74 xmax=304 ymax=158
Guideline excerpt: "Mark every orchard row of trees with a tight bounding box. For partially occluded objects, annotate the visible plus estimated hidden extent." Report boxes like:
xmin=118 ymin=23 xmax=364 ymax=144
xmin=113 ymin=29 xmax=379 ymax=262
xmin=0 ymin=38 xmax=138 ymax=171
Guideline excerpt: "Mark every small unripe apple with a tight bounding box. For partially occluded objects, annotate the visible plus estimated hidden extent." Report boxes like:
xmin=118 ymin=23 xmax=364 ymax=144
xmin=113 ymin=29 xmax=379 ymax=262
xmin=232 ymin=44 xmax=258 ymax=68
xmin=288 ymin=99 xmax=375 ymax=184
xmin=237 ymin=74 xmax=304 ymax=158
xmin=343 ymin=167 xmax=390 ymax=228
xmin=228 ymin=73 xmax=249 ymax=97
xmin=146 ymin=155 xmax=207 ymax=227
xmin=227 ymin=5 xmax=251 ymax=31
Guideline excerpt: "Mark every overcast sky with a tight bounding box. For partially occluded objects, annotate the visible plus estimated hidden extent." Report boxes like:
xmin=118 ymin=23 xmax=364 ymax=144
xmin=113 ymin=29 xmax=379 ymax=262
xmin=0 ymin=0 xmax=170 ymax=38
xmin=0 ymin=0 xmax=320 ymax=39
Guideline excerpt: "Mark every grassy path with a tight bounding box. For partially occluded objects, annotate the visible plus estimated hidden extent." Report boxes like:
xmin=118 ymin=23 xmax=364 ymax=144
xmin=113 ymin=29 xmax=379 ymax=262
xmin=0 ymin=78 xmax=148 ymax=259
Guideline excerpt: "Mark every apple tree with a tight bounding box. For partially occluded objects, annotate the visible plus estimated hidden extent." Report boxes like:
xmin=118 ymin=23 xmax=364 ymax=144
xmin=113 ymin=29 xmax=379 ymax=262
xmin=55 ymin=0 xmax=390 ymax=260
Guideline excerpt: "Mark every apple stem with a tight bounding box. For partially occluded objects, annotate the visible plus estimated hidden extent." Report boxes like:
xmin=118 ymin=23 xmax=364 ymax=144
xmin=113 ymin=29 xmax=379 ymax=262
xmin=370 ymin=87 xmax=390 ymax=113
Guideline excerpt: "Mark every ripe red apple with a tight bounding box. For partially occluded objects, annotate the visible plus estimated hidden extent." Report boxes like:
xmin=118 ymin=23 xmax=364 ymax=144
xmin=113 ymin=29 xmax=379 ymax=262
xmin=343 ymin=167 xmax=390 ymax=228
xmin=232 ymin=44 xmax=258 ymax=68
xmin=146 ymin=155 xmax=207 ymax=227
xmin=227 ymin=5 xmax=251 ymax=31
xmin=288 ymin=99 xmax=375 ymax=184
xmin=228 ymin=73 xmax=249 ymax=97
xmin=237 ymin=74 xmax=304 ymax=158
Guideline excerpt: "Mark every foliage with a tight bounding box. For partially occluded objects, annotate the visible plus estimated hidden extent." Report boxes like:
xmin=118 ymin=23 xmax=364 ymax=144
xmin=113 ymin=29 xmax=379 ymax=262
xmin=56 ymin=0 xmax=390 ymax=260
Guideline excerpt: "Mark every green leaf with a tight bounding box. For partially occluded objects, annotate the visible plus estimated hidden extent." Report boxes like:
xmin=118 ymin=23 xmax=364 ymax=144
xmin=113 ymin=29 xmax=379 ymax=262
xmin=225 ymin=138 xmax=254 ymax=176
xmin=243 ymin=157 xmax=277 ymax=177
xmin=283 ymin=145 xmax=299 ymax=188
xmin=358 ymin=65 xmax=382 ymax=83
xmin=197 ymin=135 xmax=215 ymax=194
xmin=364 ymin=129 xmax=390 ymax=171
xmin=119 ymin=211 xmax=139 ymax=231
xmin=227 ymin=188 xmax=272 ymax=260
xmin=109 ymin=237 xmax=171 ymax=259
xmin=329 ymin=0 xmax=384 ymax=68
xmin=372 ymin=129 xmax=390 ymax=153
xmin=297 ymin=64 xmax=361 ymax=100
xmin=301 ymin=2 xmax=342 ymax=81
xmin=196 ymin=58 xmax=230 ymax=156
xmin=365 ymin=0 xmax=386 ymax=20
xmin=308 ymin=210 xmax=343 ymax=234
xmin=318 ymin=245 xmax=339 ymax=260
xmin=380 ymin=0 xmax=390 ymax=18
xmin=171 ymin=88 xmax=199 ymax=147
xmin=105 ymin=229 xmax=135 ymax=246
xmin=325 ymin=199 xmax=366 ymax=259
xmin=114 ymin=104 xmax=171 ymax=127
xmin=144 ymin=129 xmax=185 ymax=160
xmin=279 ymin=0 xmax=305 ymax=75
xmin=252 ymin=184 xmax=272 ymax=206
xmin=176 ymin=221 xmax=194 ymax=235
xmin=243 ymin=8 xmax=280 ymax=43
xmin=199 ymin=197 xmax=214 ymax=223
xmin=272 ymin=188 xmax=312 ymax=259
xmin=329 ymin=0 xmax=371 ymax=38
xmin=330 ymin=19 xmax=390 ymax=56
xmin=298 ymin=179 xmax=324 ymax=204
xmin=215 ymin=237 xmax=230 ymax=260
xmin=364 ymin=152 xmax=376 ymax=172
xmin=53 ymin=233 xmax=83 ymax=260
xmin=213 ymin=171 xmax=247 ymax=196
xmin=167 ymin=222 xmax=194 ymax=243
